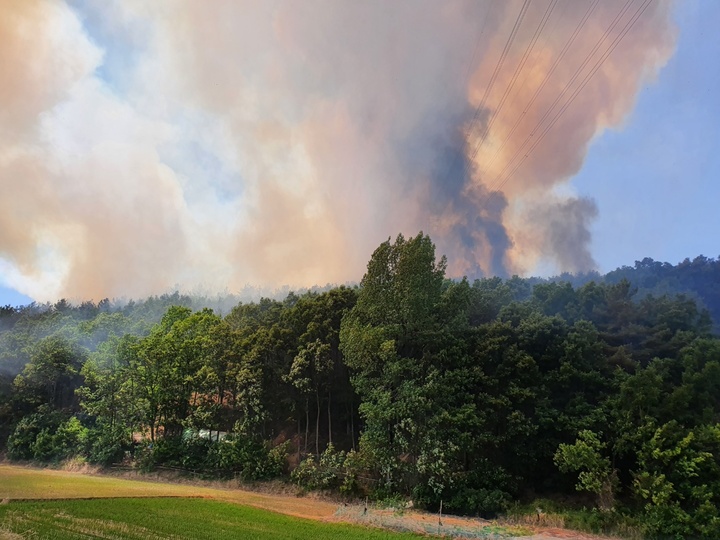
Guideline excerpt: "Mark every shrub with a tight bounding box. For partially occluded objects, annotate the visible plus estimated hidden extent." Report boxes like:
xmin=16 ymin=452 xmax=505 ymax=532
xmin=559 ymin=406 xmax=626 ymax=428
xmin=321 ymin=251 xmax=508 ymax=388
xmin=6 ymin=411 xmax=65 ymax=461
xmin=151 ymin=436 xmax=184 ymax=467
xmin=180 ymin=435 xmax=214 ymax=470
xmin=291 ymin=444 xmax=347 ymax=490
xmin=85 ymin=425 xmax=130 ymax=466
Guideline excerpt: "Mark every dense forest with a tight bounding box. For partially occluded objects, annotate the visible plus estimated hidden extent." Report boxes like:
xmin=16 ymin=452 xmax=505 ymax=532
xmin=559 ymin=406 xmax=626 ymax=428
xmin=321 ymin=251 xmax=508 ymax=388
xmin=2 ymin=233 xmax=720 ymax=539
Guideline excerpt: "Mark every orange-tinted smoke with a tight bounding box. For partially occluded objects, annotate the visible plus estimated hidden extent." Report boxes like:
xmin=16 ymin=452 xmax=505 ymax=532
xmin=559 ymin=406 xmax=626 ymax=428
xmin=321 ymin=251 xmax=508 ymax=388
xmin=0 ymin=1 xmax=676 ymax=301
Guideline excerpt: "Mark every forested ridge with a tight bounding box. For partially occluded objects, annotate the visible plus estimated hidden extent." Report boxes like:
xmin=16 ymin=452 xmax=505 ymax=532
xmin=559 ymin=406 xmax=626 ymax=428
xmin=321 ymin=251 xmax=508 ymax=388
xmin=2 ymin=233 xmax=720 ymax=539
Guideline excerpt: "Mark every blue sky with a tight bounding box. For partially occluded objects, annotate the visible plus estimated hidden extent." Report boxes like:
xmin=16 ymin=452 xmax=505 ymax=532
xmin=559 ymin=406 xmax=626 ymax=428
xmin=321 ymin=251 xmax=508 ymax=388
xmin=0 ymin=286 xmax=32 ymax=308
xmin=573 ymin=0 xmax=720 ymax=272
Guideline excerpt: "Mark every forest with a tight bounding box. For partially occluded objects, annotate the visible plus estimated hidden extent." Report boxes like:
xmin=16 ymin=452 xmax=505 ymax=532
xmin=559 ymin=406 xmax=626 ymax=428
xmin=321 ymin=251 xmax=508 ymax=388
xmin=2 ymin=233 xmax=720 ymax=539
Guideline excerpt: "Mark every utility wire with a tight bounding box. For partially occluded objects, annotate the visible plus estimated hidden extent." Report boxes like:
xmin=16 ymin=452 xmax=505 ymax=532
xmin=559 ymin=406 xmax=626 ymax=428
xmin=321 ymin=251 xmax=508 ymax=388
xmin=439 ymin=0 xmax=531 ymax=185
xmin=470 ymin=0 xmax=558 ymax=162
xmin=462 ymin=1 xmax=495 ymax=89
xmin=483 ymin=0 xmax=636 ymax=195
xmin=476 ymin=0 xmax=600 ymax=179
xmin=491 ymin=0 xmax=654 ymax=196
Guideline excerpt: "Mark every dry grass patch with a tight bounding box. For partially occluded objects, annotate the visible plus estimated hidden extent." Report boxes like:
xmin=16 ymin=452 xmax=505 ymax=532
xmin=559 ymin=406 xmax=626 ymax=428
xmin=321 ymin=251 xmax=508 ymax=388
xmin=0 ymin=464 xmax=338 ymax=520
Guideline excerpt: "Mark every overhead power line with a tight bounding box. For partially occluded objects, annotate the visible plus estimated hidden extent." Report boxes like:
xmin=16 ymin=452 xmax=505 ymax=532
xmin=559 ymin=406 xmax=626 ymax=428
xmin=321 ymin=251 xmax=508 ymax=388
xmin=440 ymin=0 xmax=531 ymax=185
xmin=489 ymin=0 xmax=654 ymax=196
xmin=469 ymin=0 xmax=559 ymax=162
xmin=484 ymin=0 xmax=636 ymax=194
xmin=475 ymin=0 xmax=600 ymax=180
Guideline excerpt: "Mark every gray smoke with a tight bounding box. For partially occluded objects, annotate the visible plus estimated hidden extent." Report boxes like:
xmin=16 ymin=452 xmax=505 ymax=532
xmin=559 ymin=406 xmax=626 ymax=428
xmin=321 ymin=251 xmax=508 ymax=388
xmin=0 ymin=0 xmax=677 ymax=300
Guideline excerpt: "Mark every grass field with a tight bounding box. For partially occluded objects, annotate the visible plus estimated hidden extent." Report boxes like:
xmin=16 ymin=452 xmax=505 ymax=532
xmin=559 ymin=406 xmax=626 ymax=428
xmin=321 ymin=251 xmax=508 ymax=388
xmin=0 ymin=465 xmax=425 ymax=539
xmin=0 ymin=465 xmax=561 ymax=539
xmin=0 ymin=464 xmax=339 ymax=520
xmin=0 ymin=465 xmax=203 ymax=499
xmin=0 ymin=498 xmax=426 ymax=540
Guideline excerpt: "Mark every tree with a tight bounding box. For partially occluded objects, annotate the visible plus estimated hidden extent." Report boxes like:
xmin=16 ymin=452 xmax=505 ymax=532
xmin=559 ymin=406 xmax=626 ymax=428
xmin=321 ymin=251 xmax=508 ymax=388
xmin=287 ymin=339 xmax=332 ymax=455
xmin=284 ymin=287 xmax=358 ymax=453
xmin=634 ymin=421 xmax=720 ymax=539
xmin=554 ymin=430 xmax=618 ymax=511
xmin=13 ymin=335 xmax=87 ymax=411
xmin=341 ymin=232 xmax=452 ymax=494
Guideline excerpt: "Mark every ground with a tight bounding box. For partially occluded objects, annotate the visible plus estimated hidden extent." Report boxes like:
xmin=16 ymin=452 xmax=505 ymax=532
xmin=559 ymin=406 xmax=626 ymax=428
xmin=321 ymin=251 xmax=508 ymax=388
xmin=0 ymin=464 xmax=618 ymax=539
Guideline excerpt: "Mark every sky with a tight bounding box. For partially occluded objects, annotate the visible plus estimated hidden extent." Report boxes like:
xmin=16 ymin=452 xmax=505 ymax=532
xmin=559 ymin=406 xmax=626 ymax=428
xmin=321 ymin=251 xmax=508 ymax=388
xmin=574 ymin=0 xmax=720 ymax=273
xmin=0 ymin=0 xmax=717 ymax=307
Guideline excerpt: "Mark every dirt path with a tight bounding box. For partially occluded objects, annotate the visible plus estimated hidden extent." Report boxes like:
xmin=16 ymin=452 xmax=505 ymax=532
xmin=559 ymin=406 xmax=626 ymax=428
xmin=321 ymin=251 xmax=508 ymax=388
xmin=0 ymin=464 xmax=618 ymax=539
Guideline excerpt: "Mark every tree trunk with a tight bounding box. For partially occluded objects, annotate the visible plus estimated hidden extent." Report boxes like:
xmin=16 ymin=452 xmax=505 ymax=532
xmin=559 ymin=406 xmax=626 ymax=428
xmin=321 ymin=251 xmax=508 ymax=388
xmin=350 ymin=400 xmax=356 ymax=451
xmin=305 ymin=397 xmax=309 ymax=455
xmin=315 ymin=390 xmax=321 ymax=456
xmin=297 ymin=412 xmax=301 ymax=461
xmin=327 ymin=389 xmax=332 ymax=446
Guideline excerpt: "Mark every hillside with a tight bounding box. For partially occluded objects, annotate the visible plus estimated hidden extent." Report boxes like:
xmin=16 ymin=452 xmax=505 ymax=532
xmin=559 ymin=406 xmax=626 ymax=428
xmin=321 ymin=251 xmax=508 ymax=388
xmin=1 ymin=236 xmax=720 ymax=539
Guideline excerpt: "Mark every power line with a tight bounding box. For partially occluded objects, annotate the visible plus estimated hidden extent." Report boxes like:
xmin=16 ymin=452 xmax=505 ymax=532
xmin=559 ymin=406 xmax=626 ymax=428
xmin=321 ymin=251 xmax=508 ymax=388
xmin=461 ymin=1 xmax=495 ymax=89
xmin=483 ymin=0 xmax=636 ymax=195
xmin=439 ymin=0 xmax=531 ymax=185
xmin=475 ymin=0 xmax=600 ymax=180
xmin=466 ymin=0 xmax=531 ymax=132
xmin=491 ymin=0 xmax=654 ymax=196
xmin=470 ymin=0 xmax=558 ymax=162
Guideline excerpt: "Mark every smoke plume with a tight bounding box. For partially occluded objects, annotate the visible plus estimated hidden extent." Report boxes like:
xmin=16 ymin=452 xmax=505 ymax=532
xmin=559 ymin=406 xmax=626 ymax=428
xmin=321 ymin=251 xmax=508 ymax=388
xmin=0 ymin=0 xmax=676 ymax=301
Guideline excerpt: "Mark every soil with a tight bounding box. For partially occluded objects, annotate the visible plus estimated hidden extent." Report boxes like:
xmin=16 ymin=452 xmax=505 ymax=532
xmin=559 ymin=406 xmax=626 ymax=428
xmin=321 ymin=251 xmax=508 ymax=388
xmin=3 ymin=463 xmax=620 ymax=539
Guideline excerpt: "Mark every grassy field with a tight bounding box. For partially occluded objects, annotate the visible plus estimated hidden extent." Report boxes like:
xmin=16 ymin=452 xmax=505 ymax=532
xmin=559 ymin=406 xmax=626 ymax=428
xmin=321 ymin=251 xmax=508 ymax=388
xmin=0 ymin=464 xmax=203 ymax=499
xmin=0 ymin=465 xmax=426 ymax=539
xmin=0 ymin=464 xmax=339 ymax=519
xmin=0 ymin=465 xmax=561 ymax=539
xmin=0 ymin=498 xmax=426 ymax=540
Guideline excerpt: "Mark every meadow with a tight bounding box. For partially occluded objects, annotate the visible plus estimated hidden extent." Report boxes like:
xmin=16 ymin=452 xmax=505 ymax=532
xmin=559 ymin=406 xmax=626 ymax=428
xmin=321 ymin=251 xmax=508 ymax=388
xmin=0 ymin=497 xmax=426 ymax=540
xmin=0 ymin=464 xmax=428 ymax=539
xmin=0 ymin=465 xmax=543 ymax=539
xmin=2 ymin=464 xmax=616 ymax=539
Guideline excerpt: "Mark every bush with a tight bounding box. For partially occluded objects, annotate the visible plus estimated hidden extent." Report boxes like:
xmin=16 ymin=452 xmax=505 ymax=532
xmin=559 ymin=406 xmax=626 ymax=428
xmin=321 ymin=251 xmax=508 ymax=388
xmin=339 ymin=449 xmax=370 ymax=496
xmin=267 ymin=441 xmax=292 ymax=476
xmin=151 ymin=436 xmax=184 ymax=466
xmin=291 ymin=455 xmax=321 ymax=489
xmin=208 ymin=434 xmax=255 ymax=477
xmin=131 ymin=431 xmax=287 ymax=481
xmin=6 ymin=411 xmax=67 ymax=461
xmin=180 ymin=436 xmax=214 ymax=470
xmin=505 ymin=500 xmax=643 ymax=539
xmin=52 ymin=417 xmax=88 ymax=459
xmin=412 ymin=463 xmax=513 ymax=517
xmin=31 ymin=429 xmax=59 ymax=461
xmin=291 ymin=444 xmax=347 ymax=491
xmin=220 ymin=436 xmax=287 ymax=481
xmin=85 ymin=425 xmax=130 ymax=466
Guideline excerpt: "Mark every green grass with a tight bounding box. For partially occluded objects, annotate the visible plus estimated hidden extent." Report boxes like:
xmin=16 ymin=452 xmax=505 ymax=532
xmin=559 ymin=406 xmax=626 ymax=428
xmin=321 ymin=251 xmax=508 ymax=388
xmin=0 ymin=464 xmax=202 ymax=500
xmin=0 ymin=497 xmax=427 ymax=540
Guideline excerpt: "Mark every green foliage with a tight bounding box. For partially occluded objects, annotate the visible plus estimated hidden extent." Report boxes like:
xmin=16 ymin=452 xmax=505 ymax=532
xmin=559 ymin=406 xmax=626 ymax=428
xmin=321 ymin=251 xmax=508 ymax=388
xmin=7 ymin=414 xmax=89 ymax=462
xmin=85 ymin=424 xmax=129 ymax=466
xmin=6 ymin=409 xmax=66 ymax=460
xmin=3 ymin=235 xmax=720 ymax=536
xmin=209 ymin=434 xmax=286 ymax=480
xmin=554 ymin=430 xmax=618 ymax=510
xmin=633 ymin=421 xmax=720 ymax=539
xmin=290 ymin=443 xmax=372 ymax=495
xmin=13 ymin=335 xmax=87 ymax=410
xmin=506 ymin=499 xmax=643 ymax=539
xmin=291 ymin=443 xmax=348 ymax=490
xmin=137 ymin=432 xmax=288 ymax=481
xmin=180 ymin=436 xmax=215 ymax=470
